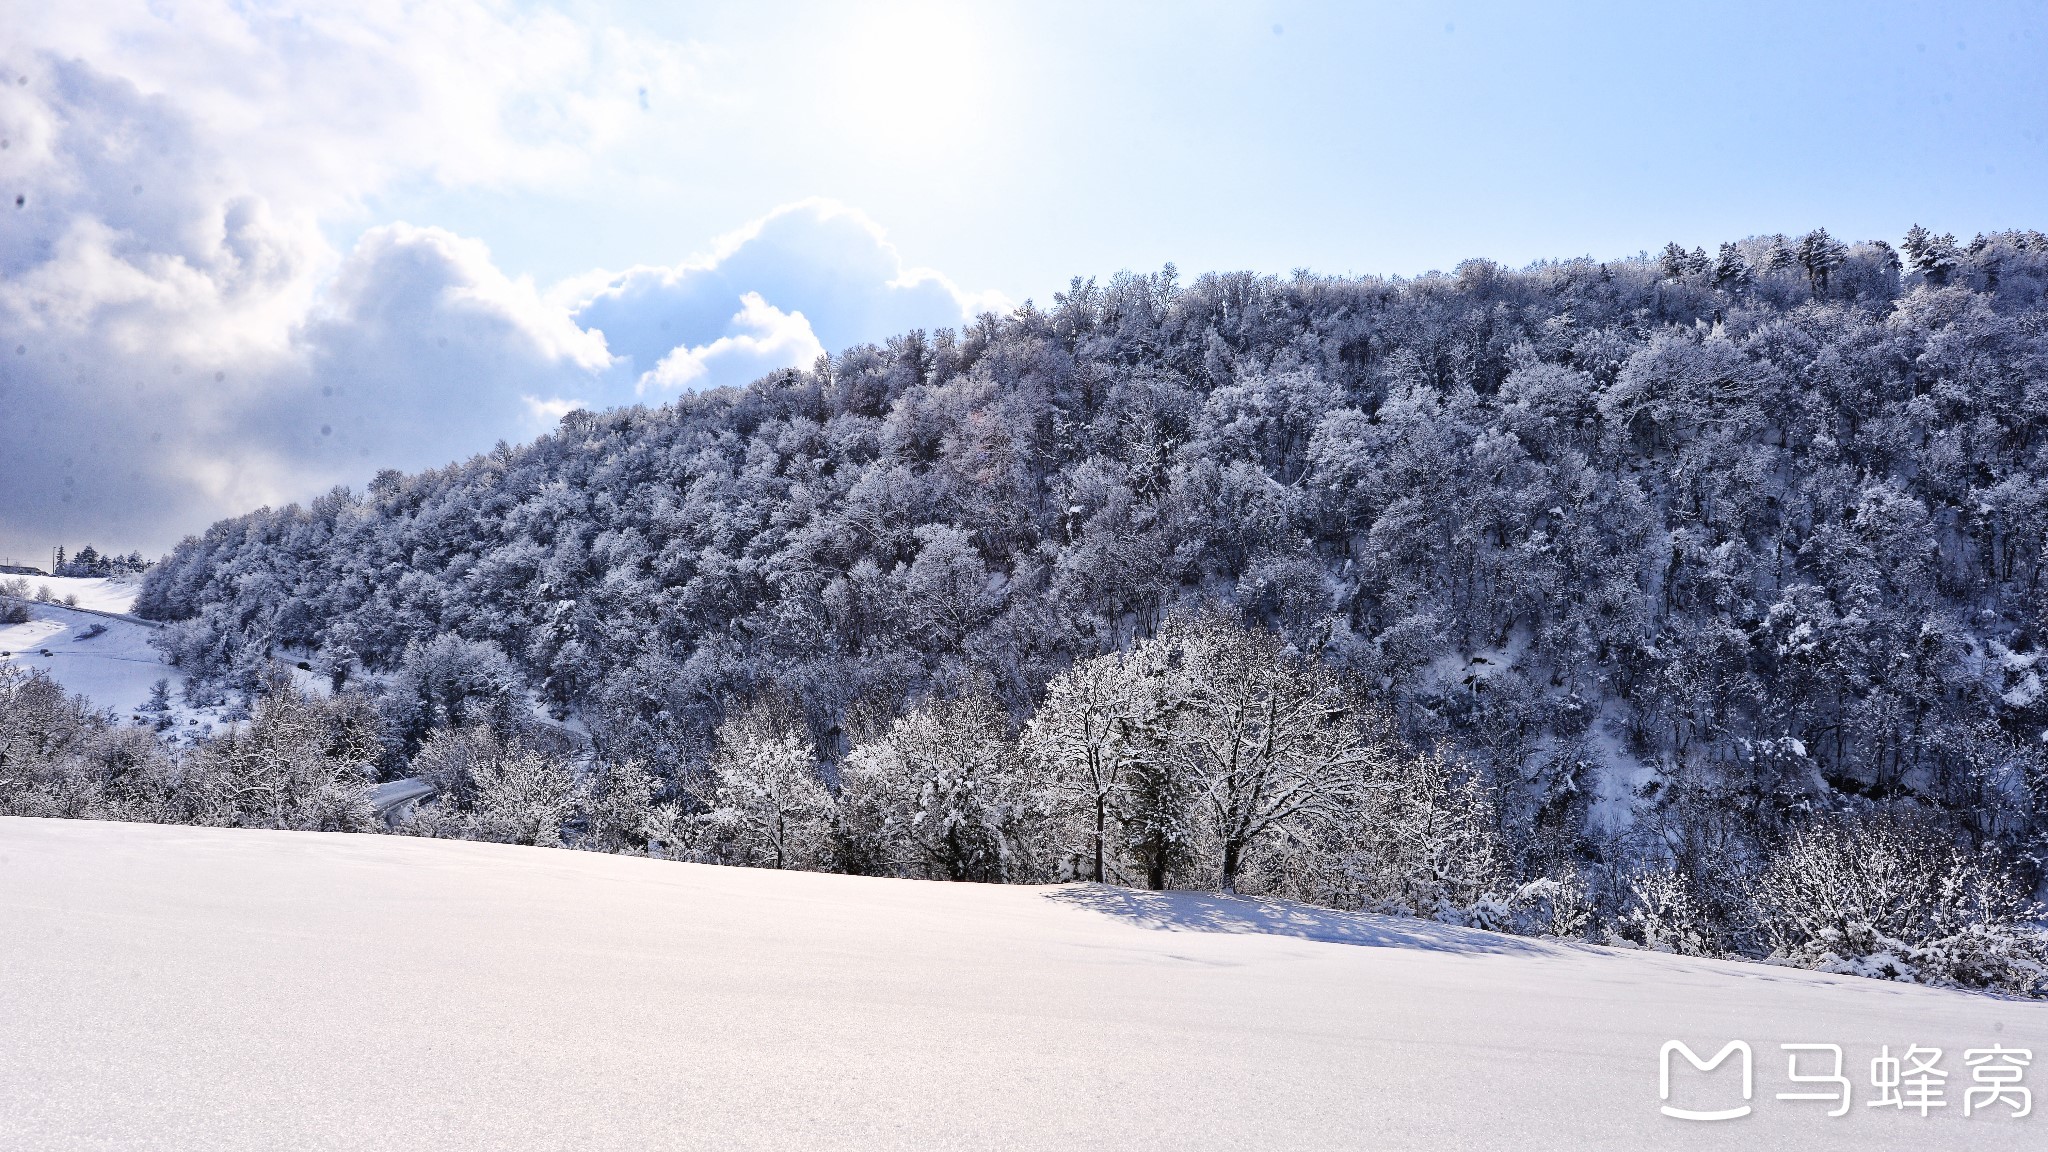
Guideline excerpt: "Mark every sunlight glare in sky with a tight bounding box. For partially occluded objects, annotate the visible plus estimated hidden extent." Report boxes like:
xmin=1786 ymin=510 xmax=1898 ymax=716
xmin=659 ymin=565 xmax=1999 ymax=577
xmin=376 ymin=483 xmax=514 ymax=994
xmin=827 ymin=2 xmax=993 ymax=151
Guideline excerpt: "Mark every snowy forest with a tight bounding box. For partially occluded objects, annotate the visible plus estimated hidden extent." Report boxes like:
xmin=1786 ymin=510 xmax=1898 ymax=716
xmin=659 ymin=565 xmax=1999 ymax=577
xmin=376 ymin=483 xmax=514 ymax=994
xmin=9 ymin=226 xmax=2048 ymax=994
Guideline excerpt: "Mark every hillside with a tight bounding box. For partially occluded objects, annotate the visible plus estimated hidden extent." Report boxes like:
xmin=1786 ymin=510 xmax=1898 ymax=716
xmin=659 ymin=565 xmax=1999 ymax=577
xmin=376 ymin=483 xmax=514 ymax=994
xmin=3 ymin=817 xmax=2042 ymax=1151
xmin=126 ymin=235 xmax=2048 ymax=883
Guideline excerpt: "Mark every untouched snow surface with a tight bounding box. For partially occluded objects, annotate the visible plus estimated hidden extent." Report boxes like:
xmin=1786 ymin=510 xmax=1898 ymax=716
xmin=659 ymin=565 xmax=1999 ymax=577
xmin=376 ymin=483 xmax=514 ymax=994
xmin=2 ymin=818 xmax=2043 ymax=1151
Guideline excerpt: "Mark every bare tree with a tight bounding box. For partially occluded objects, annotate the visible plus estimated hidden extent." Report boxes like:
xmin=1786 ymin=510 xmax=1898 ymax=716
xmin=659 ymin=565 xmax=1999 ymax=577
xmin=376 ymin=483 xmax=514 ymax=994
xmin=1143 ymin=616 xmax=1396 ymax=893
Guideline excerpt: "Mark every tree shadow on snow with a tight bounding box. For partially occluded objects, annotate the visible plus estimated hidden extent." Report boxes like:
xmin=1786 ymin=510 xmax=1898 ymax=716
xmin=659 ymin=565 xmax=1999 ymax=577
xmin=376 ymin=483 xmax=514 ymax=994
xmin=1048 ymin=884 xmax=1559 ymax=957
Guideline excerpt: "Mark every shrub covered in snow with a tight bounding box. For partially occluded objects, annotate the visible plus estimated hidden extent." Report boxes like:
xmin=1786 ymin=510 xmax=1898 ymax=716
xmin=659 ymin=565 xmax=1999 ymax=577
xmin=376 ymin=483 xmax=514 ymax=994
xmin=1615 ymin=868 xmax=1719 ymax=957
xmin=0 ymin=664 xmax=376 ymax=831
xmin=1752 ymin=819 xmax=2048 ymax=995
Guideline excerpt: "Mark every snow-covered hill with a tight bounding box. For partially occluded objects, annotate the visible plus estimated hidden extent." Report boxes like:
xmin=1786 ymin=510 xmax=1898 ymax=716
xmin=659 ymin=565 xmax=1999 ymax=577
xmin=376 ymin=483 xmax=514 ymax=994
xmin=4 ymin=573 xmax=150 ymax=615
xmin=2 ymin=818 xmax=2040 ymax=1151
xmin=1 ymin=600 xmax=164 ymax=717
xmin=0 ymin=577 xmax=235 ymax=735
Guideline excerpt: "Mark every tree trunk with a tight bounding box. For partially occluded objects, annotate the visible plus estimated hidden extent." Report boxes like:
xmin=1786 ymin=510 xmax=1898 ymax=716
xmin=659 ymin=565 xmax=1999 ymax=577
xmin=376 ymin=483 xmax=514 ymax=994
xmin=1092 ymin=796 xmax=1106 ymax=883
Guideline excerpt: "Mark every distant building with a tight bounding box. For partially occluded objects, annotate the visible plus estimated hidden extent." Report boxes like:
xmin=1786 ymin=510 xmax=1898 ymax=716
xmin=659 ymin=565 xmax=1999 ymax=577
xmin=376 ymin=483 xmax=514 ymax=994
xmin=0 ymin=564 xmax=48 ymax=576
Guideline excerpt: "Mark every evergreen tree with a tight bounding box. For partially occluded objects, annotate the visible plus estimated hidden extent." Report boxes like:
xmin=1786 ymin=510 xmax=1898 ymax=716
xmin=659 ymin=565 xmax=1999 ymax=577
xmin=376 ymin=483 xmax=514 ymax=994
xmin=1796 ymin=228 xmax=1848 ymax=295
xmin=1660 ymin=242 xmax=1693 ymax=280
xmin=1710 ymin=242 xmax=1752 ymax=290
xmin=1901 ymin=223 xmax=1960 ymax=286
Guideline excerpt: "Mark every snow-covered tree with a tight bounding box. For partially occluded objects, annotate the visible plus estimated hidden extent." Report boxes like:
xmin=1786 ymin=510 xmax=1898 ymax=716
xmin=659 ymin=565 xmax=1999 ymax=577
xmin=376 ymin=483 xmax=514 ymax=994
xmin=585 ymin=757 xmax=659 ymax=854
xmin=182 ymin=672 xmax=380 ymax=831
xmin=1752 ymin=819 xmax=2047 ymax=993
xmin=1348 ymin=745 xmax=1506 ymax=919
xmin=379 ymin=635 xmax=527 ymax=761
xmin=1710 ymin=241 xmax=1751 ymax=290
xmin=468 ymin=740 xmax=582 ymax=847
xmin=837 ymin=691 xmax=1036 ymax=882
xmin=1616 ymin=868 xmax=1716 ymax=956
xmin=1796 ymin=227 xmax=1849 ymax=295
xmin=1902 ymin=224 xmax=1961 ymax=286
xmin=1022 ymin=650 xmax=1142 ymax=883
xmin=700 ymin=704 xmax=832 ymax=870
xmin=1136 ymin=616 xmax=1398 ymax=893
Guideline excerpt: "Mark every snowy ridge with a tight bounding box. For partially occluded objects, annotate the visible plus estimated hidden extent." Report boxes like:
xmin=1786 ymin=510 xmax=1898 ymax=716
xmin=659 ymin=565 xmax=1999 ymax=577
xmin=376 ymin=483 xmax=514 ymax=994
xmin=128 ymin=246 xmax=2048 ymax=955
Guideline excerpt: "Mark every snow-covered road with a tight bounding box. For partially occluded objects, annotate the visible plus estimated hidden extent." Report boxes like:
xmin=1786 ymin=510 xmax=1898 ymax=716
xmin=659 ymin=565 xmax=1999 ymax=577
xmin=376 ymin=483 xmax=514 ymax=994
xmin=368 ymin=778 xmax=436 ymax=821
xmin=3 ymin=819 xmax=2042 ymax=1150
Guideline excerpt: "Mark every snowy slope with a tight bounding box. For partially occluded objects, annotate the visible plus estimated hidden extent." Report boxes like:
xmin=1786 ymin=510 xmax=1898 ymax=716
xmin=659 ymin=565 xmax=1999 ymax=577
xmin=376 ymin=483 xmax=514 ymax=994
xmin=0 ymin=580 xmax=236 ymax=735
xmin=2 ymin=573 xmax=148 ymax=615
xmin=2 ymin=818 xmax=2041 ymax=1151
xmin=0 ymin=601 xmax=169 ymax=716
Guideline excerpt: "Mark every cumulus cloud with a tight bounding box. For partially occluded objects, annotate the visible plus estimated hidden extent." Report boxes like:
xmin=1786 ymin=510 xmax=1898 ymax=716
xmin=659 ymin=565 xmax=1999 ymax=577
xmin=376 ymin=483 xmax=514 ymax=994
xmin=0 ymin=5 xmax=1003 ymax=561
xmin=642 ymin=292 xmax=826 ymax=393
xmin=260 ymin=223 xmax=623 ymax=483
xmin=0 ymin=41 xmax=630 ymax=560
xmin=569 ymin=198 xmax=1010 ymax=387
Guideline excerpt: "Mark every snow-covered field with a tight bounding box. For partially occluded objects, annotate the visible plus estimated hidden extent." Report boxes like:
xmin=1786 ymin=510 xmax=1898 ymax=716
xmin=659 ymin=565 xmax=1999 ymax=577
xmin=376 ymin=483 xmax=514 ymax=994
xmin=0 ymin=573 xmax=148 ymax=615
xmin=2 ymin=818 xmax=2040 ymax=1151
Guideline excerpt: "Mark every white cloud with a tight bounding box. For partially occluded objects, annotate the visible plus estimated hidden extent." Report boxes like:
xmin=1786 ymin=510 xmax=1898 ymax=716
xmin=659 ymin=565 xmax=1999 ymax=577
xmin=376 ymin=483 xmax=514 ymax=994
xmin=13 ymin=1 xmax=701 ymax=217
xmin=642 ymin=292 xmax=826 ymax=393
xmin=315 ymin=223 xmax=611 ymax=374
xmin=523 ymin=395 xmax=583 ymax=424
xmin=570 ymin=198 xmax=1012 ymax=379
xmin=278 ymin=223 xmax=624 ymax=481
xmin=0 ymin=6 xmax=1003 ymax=561
xmin=0 ymin=15 xmax=648 ymax=558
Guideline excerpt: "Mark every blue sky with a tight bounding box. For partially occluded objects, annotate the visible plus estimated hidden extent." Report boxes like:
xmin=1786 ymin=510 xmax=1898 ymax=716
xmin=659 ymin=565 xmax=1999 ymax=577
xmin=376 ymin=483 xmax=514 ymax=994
xmin=375 ymin=0 xmax=2048 ymax=295
xmin=3 ymin=0 xmax=2046 ymax=558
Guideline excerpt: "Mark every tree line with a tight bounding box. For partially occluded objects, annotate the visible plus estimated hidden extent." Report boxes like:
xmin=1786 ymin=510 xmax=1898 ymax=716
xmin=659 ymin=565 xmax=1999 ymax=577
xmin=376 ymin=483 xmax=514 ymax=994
xmin=5 ymin=611 xmax=2042 ymax=993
